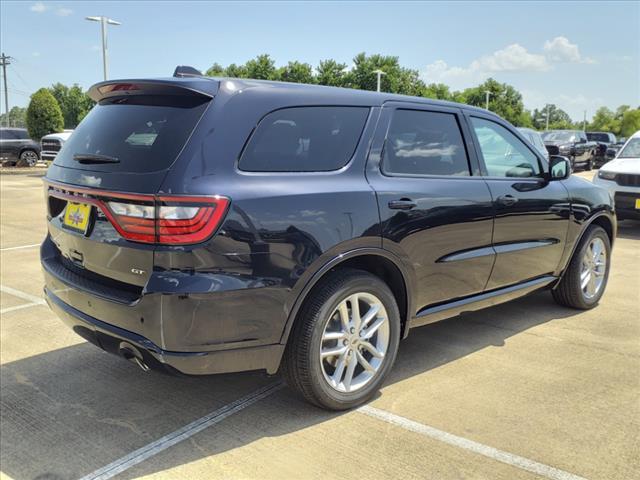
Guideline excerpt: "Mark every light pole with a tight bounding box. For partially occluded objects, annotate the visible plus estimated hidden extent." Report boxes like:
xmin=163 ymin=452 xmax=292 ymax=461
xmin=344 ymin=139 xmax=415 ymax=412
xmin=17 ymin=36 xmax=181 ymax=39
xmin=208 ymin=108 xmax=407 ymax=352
xmin=545 ymin=104 xmax=550 ymax=130
xmin=485 ymin=90 xmax=492 ymax=110
xmin=373 ymin=69 xmax=386 ymax=92
xmin=86 ymin=16 xmax=121 ymax=81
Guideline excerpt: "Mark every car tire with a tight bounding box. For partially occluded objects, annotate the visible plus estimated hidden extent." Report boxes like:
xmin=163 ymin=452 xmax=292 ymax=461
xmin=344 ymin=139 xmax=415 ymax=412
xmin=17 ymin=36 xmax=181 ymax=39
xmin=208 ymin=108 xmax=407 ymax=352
xmin=282 ymin=268 xmax=401 ymax=410
xmin=552 ymin=225 xmax=610 ymax=310
xmin=16 ymin=150 xmax=39 ymax=167
xmin=585 ymin=153 xmax=594 ymax=171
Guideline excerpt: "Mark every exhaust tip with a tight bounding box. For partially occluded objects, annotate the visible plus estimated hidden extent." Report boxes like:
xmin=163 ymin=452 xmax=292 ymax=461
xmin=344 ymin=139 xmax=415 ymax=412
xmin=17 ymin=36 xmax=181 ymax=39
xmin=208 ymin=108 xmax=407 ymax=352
xmin=118 ymin=342 xmax=150 ymax=372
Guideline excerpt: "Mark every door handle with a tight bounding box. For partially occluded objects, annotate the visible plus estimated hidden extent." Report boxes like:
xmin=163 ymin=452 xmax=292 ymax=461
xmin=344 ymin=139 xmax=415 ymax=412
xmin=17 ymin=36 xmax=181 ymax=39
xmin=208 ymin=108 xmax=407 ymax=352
xmin=497 ymin=194 xmax=518 ymax=206
xmin=388 ymin=199 xmax=417 ymax=210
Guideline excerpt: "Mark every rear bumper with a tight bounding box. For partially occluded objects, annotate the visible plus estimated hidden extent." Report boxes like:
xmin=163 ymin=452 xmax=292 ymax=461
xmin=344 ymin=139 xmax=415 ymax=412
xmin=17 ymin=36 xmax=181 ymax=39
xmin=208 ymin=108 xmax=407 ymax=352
xmin=45 ymin=287 xmax=284 ymax=375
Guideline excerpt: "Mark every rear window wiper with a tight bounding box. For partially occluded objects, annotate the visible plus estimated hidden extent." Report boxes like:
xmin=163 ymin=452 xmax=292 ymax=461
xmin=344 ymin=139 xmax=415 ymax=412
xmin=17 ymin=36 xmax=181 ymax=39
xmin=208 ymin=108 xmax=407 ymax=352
xmin=73 ymin=153 xmax=120 ymax=164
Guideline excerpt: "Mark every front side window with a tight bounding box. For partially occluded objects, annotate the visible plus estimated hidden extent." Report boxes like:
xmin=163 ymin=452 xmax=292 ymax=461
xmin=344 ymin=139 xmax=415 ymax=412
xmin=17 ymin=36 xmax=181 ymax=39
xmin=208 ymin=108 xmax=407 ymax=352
xmin=472 ymin=117 xmax=541 ymax=178
xmin=382 ymin=109 xmax=470 ymax=176
xmin=239 ymin=106 xmax=369 ymax=172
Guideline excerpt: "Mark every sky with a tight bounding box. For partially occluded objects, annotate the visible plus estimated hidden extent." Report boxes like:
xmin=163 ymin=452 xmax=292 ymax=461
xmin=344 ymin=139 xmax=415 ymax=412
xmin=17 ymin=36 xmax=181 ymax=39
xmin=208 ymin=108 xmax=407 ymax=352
xmin=1 ymin=0 xmax=639 ymax=121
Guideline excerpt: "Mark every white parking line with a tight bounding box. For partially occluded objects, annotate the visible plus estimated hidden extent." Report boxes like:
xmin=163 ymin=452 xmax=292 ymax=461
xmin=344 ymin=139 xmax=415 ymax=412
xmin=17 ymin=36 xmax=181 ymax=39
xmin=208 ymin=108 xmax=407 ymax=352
xmin=0 ymin=243 xmax=41 ymax=252
xmin=359 ymin=405 xmax=587 ymax=480
xmin=0 ymin=285 xmax=46 ymax=305
xmin=79 ymin=382 xmax=284 ymax=480
xmin=0 ymin=301 xmax=44 ymax=315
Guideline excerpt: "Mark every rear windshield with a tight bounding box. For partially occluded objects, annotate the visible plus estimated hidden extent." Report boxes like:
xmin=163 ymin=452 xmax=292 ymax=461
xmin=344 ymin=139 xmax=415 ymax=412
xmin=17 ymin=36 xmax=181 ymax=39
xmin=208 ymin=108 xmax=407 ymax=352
xmin=238 ymin=106 xmax=369 ymax=172
xmin=53 ymin=95 xmax=209 ymax=173
xmin=587 ymin=133 xmax=612 ymax=142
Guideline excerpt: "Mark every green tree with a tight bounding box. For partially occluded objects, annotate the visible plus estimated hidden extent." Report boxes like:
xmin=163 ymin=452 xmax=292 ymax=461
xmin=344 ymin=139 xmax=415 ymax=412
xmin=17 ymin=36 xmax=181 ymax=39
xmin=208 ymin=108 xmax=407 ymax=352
xmin=0 ymin=106 xmax=27 ymax=127
xmin=588 ymin=107 xmax=617 ymax=133
xmin=421 ymin=83 xmax=453 ymax=101
xmin=225 ymin=63 xmax=248 ymax=78
xmin=205 ymin=63 xmax=226 ymax=77
xmin=532 ymin=104 xmax=573 ymax=130
xmin=316 ymin=59 xmax=348 ymax=87
xmin=245 ymin=54 xmax=278 ymax=80
xmin=49 ymin=83 xmax=94 ymax=128
xmin=279 ymin=61 xmax=315 ymax=84
xmin=461 ymin=78 xmax=526 ymax=126
xmin=345 ymin=52 xmax=424 ymax=95
xmin=620 ymin=108 xmax=640 ymax=137
xmin=26 ymin=88 xmax=64 ymax=140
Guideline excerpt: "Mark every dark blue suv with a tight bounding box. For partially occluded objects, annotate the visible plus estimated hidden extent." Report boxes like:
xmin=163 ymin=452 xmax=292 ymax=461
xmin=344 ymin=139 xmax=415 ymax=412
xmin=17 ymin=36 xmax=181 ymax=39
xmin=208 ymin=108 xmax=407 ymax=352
xmin=41 ymin=71 xmax=615 ymax=410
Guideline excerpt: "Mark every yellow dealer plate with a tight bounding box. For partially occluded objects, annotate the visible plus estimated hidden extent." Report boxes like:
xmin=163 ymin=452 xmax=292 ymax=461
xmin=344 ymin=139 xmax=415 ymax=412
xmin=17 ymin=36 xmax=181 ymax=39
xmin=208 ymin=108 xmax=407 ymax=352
xmin=63 ymin=202 xmax=91 ymax=234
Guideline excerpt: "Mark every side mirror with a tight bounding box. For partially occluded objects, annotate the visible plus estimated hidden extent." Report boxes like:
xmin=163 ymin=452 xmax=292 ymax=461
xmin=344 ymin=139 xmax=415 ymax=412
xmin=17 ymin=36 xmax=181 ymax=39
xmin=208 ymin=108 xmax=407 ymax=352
xmin=577 ymin=138 xmax=586 ymax=144
xmin=549 ymin=155 xmax=571 ymax=180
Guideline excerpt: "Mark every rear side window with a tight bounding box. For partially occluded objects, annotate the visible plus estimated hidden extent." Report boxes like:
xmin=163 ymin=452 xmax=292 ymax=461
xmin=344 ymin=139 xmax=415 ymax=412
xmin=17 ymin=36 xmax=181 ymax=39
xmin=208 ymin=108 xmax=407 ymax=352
xmin=382 ymin=109 xmax=470 ymax=176
xmin=53 ymin=95 xmax=209 ymax=173
xmin=239 ymin=107 xmax=369 ymax=172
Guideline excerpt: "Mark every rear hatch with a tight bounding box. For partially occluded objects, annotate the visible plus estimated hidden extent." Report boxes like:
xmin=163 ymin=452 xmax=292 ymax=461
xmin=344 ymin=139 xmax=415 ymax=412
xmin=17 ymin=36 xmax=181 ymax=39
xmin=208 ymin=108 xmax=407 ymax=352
xmin=43 ymin=78 xmax=220 ymax=302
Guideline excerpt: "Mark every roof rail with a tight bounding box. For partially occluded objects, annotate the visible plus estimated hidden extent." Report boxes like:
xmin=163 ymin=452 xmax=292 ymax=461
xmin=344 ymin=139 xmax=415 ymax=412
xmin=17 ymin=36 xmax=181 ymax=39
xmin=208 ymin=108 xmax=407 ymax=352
xmin=173 ymin=65 xmax=203 ymax=78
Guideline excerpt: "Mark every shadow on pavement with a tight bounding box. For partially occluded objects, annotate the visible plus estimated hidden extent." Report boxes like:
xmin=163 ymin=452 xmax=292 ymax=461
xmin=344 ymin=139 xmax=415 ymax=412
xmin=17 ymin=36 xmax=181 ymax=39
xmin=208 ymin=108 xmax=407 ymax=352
xmin=1 ymin=290 xmax=584 ymax=480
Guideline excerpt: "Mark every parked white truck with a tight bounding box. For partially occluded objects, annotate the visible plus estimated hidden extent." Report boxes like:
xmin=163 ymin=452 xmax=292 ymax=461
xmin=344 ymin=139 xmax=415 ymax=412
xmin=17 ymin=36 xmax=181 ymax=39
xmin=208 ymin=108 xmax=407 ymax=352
xmin=40 ymin=130 xmax=74 ymax=162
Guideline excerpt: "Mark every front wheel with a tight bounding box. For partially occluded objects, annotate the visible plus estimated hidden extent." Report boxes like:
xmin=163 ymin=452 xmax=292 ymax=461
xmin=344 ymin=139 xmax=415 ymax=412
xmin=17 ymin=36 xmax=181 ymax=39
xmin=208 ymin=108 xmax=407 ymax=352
xmin=552 ymin=225 xmax=610 ymax=309
xmin=282 ymin=268 xmax=401 ymax=410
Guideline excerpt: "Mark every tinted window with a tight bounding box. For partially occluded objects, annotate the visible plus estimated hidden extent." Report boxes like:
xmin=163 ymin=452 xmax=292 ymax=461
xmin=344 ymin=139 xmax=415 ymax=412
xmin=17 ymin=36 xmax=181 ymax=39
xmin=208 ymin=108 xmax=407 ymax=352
xmin=53 ymin=95 xmax=209 ymax=173
xmin=239 ymin=107 xmax=369 ymax=172
xmin=0 ymin=129 xmax=15 ymax=140
xmin=14 ymin=130 xmax=29 ymax=139
xmin=472 ymin=117 xmax=541 ymax=178
xmin=382 ymin=110 xmax=470 ymax=176
xmin=587 ymin=133 xmax=611 ymax=142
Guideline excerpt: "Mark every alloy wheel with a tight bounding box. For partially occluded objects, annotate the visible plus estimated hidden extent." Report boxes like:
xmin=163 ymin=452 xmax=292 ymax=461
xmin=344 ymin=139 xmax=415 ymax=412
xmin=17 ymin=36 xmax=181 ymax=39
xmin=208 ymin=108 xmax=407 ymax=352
xmin=320 ymin=292 xmax=390 ymax=393
xmin=581 ymin=237 xmax=607 ymax=299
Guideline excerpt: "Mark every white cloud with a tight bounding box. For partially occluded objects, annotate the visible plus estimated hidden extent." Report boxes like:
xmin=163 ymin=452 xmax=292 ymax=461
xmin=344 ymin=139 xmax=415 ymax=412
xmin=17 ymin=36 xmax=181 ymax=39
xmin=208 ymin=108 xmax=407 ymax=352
xmin=472 ymin=44 xmax=549 ymax=72
xmin=56 ymin=7 xmax=73 ymax=16
xmin=543 ymin=36 xmax=595 ymax=64
xmin=30 ymin=2 xmax=47 ymax=13
xmin=423 ymin=36 xmax=595 ymax=87
xmin=32 ymin=52 xmax=41 ymax=57
xmin=521 ymin=88 xmax=605 ymax=119
xmin=423 ymin=43 xmax=549 ymax=86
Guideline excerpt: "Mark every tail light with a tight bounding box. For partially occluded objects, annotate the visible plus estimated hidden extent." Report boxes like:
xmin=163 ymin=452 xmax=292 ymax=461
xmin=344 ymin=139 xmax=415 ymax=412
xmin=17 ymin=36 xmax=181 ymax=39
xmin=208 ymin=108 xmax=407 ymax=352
xmin=47 ymin=183 xmax=230 ymax=245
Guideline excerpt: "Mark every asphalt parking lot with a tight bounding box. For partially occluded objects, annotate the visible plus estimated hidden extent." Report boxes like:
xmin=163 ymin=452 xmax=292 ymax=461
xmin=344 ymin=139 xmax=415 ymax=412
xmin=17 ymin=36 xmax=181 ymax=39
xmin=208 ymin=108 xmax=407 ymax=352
xmin=1 ymin=171 xmax=638 ymax=480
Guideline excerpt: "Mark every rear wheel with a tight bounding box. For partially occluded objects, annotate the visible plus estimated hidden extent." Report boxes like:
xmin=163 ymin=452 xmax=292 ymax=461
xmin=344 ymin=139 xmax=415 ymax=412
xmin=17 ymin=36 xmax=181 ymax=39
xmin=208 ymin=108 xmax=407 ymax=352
xmin=552 ymin=225 xmax=610 ymax=309
xmin=282 ymin=268 xmax=401 ymax=410
xmin=16 ymin=149 xmax=39 ymax=167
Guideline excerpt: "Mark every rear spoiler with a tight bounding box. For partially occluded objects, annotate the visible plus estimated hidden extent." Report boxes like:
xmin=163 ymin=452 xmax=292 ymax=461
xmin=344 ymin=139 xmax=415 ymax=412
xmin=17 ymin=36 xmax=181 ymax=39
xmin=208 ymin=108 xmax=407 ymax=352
xmin=88 ymin=77 xmax=219 ymax=102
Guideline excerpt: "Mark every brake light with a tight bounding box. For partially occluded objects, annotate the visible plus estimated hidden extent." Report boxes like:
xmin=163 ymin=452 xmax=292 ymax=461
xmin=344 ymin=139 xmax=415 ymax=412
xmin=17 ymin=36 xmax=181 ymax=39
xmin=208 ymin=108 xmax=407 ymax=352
xmin=46 ymin=183 xmax=230 ymax=245
xmin=101 ymin=195 xmax=229 ymax=245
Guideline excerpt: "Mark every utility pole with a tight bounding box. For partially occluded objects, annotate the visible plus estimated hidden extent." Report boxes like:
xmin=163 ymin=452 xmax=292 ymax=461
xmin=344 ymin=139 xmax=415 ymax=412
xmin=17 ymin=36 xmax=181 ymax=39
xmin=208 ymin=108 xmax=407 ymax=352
xmin=0 ymin=53 xmax=11 ymax=126
xmin=545 ymin=104 xmax=550 ymax=130
xmin=86 ymin=16 xmax=121 ymax=80
xmin=583 ymin=110 xmax=587 ymax=131
xmin=485 ymin=91 xmax=492 ymax=110
xmin=373 ymin=69 xmax=386 ymax=92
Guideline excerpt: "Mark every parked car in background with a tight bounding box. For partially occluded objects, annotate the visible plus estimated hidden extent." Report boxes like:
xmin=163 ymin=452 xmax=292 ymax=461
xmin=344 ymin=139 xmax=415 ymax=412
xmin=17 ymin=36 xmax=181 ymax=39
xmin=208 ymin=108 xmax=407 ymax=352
xmin=594 ymin=131 xmax=640 ymax=220
xmin=0 ymin=128 xmax=41 ymax=167
xmin=587 ymin=131 xmax=617 ymax=167
xmin=517 ymin=127 xmax=549 ymax=160
xmin=42 ymin=72 xmax=615 ymax=410
xmin=41 ymin=130 xmax=74 ymax=162
xmin=542 ymin=130 xmax=597 ymax=171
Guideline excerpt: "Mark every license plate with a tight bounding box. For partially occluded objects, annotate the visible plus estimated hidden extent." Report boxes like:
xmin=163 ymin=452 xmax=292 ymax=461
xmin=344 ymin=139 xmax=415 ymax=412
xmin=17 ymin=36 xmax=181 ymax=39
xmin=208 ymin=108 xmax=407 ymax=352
xmin=63 ymin=202 xmax=92 ymax=234
xmin=635 ymin=199 xmax=640 ymax=210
